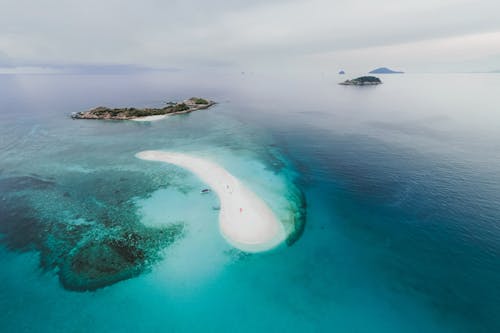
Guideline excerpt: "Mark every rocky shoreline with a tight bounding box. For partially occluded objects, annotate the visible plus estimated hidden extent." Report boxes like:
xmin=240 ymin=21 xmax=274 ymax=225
xmin=71 ymin=97 xmax=215 ymax=120
xmin=339 ymin=76 xmax=382 ymax=86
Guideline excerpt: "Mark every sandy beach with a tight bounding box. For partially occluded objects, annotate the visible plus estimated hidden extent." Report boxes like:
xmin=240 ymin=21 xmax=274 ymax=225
xmin=136 ymin=150 xmax=287 ymax=252
xmin=131 ymin=115 xmax=169 ymax=122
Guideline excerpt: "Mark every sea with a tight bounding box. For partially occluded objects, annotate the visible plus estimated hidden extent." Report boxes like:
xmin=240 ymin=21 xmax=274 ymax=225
xmin=0 ymin=71 xmax=499 ymax=332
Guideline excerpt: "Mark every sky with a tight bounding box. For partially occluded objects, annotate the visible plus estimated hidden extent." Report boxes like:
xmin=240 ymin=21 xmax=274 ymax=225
xmin=1 ymin=0 xmax=500 ymax=73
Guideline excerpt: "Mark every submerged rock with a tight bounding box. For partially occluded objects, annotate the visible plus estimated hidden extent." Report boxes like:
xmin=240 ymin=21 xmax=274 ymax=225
xmin=59 ymin=224 xmax=184 ymax=291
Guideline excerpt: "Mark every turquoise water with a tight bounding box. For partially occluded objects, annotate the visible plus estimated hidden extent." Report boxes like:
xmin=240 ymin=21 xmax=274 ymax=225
xmin=0 ymin=73 xmax=499 ymax=332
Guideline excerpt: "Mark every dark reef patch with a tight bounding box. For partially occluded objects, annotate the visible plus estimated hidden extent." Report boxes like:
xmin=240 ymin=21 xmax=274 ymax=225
xmin=59 ymin=225 xmax=184 ymax=291
xmin=257 ymin=144 xmax=308 ymax=247
xmin=0 ymin=169 xmax=185 ymax=292
xmin=285 ymin=186 xmax=307 ymax=247
xmin=0 ymin=175 xmax=55 ymax=192
xmin=0 ymin=196 xmax=43 ymax=251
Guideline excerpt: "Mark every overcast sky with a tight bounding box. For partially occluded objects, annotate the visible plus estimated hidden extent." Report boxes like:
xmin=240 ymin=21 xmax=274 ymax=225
xmin=1 ymin=0 xmax=500 ymax=73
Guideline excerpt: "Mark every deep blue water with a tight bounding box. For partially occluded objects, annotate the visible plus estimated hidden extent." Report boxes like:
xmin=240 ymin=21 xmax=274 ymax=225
xmin=0 ymin=72 xmax=499 ymax=332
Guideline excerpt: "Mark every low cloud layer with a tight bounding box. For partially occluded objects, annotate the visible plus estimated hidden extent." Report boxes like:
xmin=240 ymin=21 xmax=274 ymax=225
xmin=1 ymin=0 xmax=499 ymax=72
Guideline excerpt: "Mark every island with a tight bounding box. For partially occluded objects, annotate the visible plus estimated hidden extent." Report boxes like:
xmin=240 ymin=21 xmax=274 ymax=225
xmin=71 ymin=97 xmax=215 ymax=120
xmin=338 ymin=70 xmax=346 ymax=75
xmin=339 ymin=76 xmax=382 ymax=86
xmin=369 ymin=67 xmax=404 ymax=74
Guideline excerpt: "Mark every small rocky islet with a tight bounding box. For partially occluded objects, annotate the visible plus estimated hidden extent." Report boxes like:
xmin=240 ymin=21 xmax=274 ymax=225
xmin=369 ymin=67 xmax=404 ymax=74
xmin=71 ymin=97 xmax=215 ymax=120
xmin=339 ymin=76 xmax=382 ymax=86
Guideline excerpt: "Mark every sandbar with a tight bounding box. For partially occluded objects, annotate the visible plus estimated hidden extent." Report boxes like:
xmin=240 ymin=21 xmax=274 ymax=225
xmin=136 ymin=150 xmax=287 ymax=252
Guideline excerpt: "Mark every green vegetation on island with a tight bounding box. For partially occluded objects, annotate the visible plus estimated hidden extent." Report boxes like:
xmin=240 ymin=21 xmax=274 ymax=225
xmin=192 ymin=97 xmax=209 ymax=105
xmin=71 ymin=97 xmax=215 ymax=120
xmin=339 ymin=76 xmax=382 ymax=86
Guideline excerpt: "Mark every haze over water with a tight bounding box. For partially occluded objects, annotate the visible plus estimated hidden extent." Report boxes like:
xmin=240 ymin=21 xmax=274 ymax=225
xmin=0 ymin=72 xmax=499 ymax=332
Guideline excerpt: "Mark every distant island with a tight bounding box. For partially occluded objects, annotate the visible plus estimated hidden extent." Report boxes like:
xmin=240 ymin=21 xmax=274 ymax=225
xmin=339 ymin=76 xmax=382 ymax=86
xmin=338 ymin=70 xmax=346 ymax=75
xmin=369 ymin=67 xmax=404 ymax=74
xmin=71 ymin=97 xmax=215 ymax=120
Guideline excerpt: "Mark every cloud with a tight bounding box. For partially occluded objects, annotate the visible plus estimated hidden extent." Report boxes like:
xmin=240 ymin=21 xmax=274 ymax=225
xmin=0 ymin=0 xmax=499 ymax=72
xmin=306 ymin=31 xmax=500 ymax=73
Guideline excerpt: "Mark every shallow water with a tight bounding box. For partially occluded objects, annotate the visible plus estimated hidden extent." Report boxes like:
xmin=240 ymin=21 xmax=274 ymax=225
xmin=0 ymin=72 xmax=499 ymax=332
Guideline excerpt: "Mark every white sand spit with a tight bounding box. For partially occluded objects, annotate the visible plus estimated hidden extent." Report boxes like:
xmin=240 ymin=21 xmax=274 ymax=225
xmin=136 ymin=150 xmax=287 ymax=252
xmin=131 ymin=115 xmax=169 ymax=122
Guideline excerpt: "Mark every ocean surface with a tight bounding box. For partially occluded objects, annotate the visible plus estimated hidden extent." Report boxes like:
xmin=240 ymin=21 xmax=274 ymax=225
xmin=0 ymin=72 xmax=499 ymax=332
